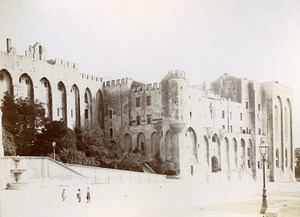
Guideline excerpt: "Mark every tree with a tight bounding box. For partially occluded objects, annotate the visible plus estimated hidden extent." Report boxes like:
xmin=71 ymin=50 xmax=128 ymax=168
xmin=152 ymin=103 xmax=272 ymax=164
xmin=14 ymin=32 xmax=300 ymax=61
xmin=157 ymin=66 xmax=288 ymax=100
xmin=295 ymin=147 xmax=300 ymax=179
xmin=59 ymin=148 xmax=97 ymax=166
xmin=2 ymin=129 xmax=16 ymax=156
xmin=1 ymin=92 xmax=48 ymax=155
xmin=28 ymin=121 xmax=77 ymax=156
xmin=295 ymin=147 xmax=300 ymax=167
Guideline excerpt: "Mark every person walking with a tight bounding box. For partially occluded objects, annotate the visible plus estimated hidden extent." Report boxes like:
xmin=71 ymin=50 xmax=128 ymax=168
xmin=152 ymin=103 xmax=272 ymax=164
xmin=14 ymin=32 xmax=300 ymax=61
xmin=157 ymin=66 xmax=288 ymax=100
xmin=76 ymin=189 xmax=81 ymax=202
xmin=62 ymin=189 xmax=66 ymax=201
xmin=86 ymin=187 xmax=91 ymax=203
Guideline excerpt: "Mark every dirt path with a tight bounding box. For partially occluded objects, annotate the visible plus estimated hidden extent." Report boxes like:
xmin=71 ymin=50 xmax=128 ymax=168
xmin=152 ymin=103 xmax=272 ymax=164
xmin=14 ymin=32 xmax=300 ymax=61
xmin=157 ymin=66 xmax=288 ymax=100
xmin=199 ymin=191 xmax=300 ymax=217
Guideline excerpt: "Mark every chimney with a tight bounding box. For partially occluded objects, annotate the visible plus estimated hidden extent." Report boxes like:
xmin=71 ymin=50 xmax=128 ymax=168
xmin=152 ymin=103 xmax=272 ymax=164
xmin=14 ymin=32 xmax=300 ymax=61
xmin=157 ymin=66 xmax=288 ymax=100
xmin=6 ymin=38 xmax=11 ymax=53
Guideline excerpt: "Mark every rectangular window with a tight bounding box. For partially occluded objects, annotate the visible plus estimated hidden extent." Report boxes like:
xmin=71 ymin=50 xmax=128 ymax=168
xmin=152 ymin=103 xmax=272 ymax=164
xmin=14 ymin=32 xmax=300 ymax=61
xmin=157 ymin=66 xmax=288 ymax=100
xmin=222 ymin=110 xmax=225 ymax=119
xmin=136 ymin=98 xmax=140 ymax=107
xmin=137 ymin=116 xmax=140 ymax=125
xmin=71 ymin=109 xmax=73 ymax=118
xmin=240 ymin=113 xmax=242 ymax=120
xmin=57 ymin=108 xmax=60 ymax=116
xmin=147 ymin=96 xmax=151 ymax=106
xmin=110 ymin=128 xmax=113 ymax=137
xmin=210 ymin=109 xmax=213 ymax=119
xmin=147 ymin=115 xmax=151 ymax=124
xmin=190 ymin=112 xmax=192 ymax=118
xmin=85 ymin=109 xmax=88 ymax=119
xmin=222 ymin=125 xmax=225 ymax=129
xmin=258 ymin=128 xmax=261 ymax=135
xmin=247 ymin=148 xmax=250 ymax=156
xmin=258 ymin=104 xmax=261 ymax=111
xmin=246 ymin=101 xmax=249 ymax=109
xmin=109 ymin=110 xmax=113 ymax=118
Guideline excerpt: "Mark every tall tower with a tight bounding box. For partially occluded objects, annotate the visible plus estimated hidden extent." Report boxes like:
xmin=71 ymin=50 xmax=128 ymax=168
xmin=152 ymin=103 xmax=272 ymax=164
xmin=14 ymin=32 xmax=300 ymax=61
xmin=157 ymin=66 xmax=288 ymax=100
xmin=161 ymin=70 xmax=188 ymax=174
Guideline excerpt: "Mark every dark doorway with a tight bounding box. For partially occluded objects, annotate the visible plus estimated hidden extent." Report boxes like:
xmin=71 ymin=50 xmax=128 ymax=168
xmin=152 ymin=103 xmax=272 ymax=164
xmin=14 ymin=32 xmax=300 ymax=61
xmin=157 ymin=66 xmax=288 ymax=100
xmin=211 ymin=156 xmax=218 ymax=173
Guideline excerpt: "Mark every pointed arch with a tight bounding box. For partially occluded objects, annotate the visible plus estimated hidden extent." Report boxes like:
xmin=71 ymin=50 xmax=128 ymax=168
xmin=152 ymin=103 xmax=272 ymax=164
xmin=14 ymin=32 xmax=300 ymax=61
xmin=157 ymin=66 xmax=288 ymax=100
xmin=137 ymin=132 xmax=146 ymax=154
xmin=232 ymin=138 xmax=238 ymax=169
xmin=212 ymin=133 xmax=221 ymax=168
xmin=150 ymin=132 xmax=160 ymax=157
xmin=57 ymin=81 xmax=67 ymax=124
xmin=39 ymin=77 xmax=52 ymax=120
xmin=240 ymin=138 xmax=246 ymax=170
xmin=70 ymin=84 xmax=80 ymax=128
xmin=204 ymin=135 xmax=209 ymax=166
xmin=84 ymin=88 xmax=92 ymax=129
xmin=275 ymin=96 xmax=284 ymax=171
xmin=286 ymin=99 xmax=293 ymax=170
xmin=18 ymin=73 xmax=34 ymax=101
xmin=185 ymin=127 xmax=197 ymax=161
xmin=0 ymin=69 xmax=13 ymax=103
xmin=224 ymin=137 xmax=230 ymax=171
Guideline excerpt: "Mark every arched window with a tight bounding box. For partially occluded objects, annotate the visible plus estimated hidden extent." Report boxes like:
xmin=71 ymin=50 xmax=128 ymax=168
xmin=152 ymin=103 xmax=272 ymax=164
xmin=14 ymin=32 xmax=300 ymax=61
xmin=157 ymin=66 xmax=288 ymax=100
xmin=137 ymin=133 xmax=146 ymax=154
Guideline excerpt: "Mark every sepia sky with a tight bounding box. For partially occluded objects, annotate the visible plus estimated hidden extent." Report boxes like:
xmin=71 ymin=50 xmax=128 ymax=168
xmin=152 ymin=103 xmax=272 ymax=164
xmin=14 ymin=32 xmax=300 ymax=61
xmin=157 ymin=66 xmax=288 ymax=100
xmin=0 ymin=0 xmax=300 ymax=146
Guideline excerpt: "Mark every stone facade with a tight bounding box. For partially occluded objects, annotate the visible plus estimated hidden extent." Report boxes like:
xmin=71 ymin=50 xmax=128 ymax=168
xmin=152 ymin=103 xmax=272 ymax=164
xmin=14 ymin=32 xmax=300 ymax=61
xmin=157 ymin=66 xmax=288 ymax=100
xmin=0 ymin=39 xmax=294 ymax=182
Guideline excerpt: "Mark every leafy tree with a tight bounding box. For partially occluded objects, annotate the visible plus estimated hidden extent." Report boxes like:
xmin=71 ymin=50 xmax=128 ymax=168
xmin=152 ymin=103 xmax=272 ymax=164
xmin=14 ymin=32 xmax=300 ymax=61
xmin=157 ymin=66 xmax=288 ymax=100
xmin=1 ymin=92 xmax=48 ymax=155
xmin=147 ymin=151 xmax=176 ymax=175
xmin=28 ymin=121 xmax=77 ymax=156
xmin=59 ymin=148 xmax=100 ymax=166
xmin=295 ymin=147 xmax=300 ymax=167
xmin=2 ymin=129 xmax=16 ymax=156
xmin=295 ymin=147 xmax=300 ymax=179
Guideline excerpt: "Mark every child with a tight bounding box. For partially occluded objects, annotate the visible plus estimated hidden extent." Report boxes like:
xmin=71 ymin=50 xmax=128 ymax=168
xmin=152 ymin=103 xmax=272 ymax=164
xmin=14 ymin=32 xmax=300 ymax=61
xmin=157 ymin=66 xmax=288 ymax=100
xmin=76 ymin=189 xmax=81 ymax=202
xmin=86 ymin=187 xmax=91 ymax=203
xmin=62 ymin=189 xmax=66 ymax=201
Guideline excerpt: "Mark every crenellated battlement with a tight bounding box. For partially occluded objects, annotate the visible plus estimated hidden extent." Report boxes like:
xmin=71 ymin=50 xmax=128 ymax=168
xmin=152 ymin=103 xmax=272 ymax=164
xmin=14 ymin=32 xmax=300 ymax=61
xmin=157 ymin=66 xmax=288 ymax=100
xmin=164 ymin=70 xmax=186 ymax=80
xmin=47 ymin=58 xmax=79 ymax=70
xmin=103 ymin=78 xmax=130 ymax=87
xmin=131 ymin=82 xmax=161 ymax=93
xmin=80 ymin=73 xmax=103 ymax=82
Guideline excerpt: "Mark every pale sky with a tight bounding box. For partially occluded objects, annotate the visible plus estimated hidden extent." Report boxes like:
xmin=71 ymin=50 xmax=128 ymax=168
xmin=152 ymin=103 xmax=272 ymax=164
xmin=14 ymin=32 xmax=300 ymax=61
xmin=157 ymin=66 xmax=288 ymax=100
xmin=0 ymin=0 xmax=300 ymax=146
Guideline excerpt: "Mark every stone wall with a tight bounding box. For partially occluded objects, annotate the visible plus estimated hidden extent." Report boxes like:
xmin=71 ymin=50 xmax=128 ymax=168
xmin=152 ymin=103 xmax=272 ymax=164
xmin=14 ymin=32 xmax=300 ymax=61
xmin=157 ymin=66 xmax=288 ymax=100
xmin=0 ymin=39 xmax=295 ymax=182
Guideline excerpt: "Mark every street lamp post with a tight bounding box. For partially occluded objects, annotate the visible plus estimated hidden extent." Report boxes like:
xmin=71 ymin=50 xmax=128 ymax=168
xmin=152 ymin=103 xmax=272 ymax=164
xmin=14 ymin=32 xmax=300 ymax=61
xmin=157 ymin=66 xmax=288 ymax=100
xmin=52 ymin=142 xmax=56 ymax=161
xmin=259 ymin=140 xmax=268 ymax=214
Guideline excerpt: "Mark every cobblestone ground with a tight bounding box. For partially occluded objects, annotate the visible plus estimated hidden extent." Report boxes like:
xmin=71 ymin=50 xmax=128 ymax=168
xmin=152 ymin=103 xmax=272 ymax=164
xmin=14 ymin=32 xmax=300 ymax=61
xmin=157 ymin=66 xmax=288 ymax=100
xmin=0 ymin=179 xmax=299 ymax=217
